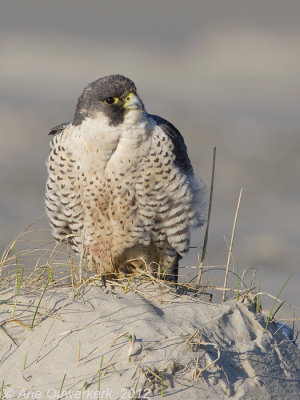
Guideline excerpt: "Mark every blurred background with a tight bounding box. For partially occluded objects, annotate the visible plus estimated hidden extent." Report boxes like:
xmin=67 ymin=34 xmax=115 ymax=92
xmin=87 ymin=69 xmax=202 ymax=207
xmin=0 ymin=1 xmax=299 ymax=323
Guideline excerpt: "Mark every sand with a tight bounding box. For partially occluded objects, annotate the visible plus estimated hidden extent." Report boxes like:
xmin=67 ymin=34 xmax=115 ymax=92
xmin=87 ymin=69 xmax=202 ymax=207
xmin=0 ymin=280 xmax=299 ymax=400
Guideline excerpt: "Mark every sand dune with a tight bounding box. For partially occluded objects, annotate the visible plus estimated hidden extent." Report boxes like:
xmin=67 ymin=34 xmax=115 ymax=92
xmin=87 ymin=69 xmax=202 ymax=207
xmin=1 ymin=281 xmax=299 ymax=399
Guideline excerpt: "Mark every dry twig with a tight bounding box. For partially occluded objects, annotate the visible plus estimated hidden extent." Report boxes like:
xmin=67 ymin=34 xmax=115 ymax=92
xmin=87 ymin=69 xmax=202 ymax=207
xmin=197 ymin=147 xmax=216 ymax=286
xmin=222 ymin=188 xmax=243 ymax=303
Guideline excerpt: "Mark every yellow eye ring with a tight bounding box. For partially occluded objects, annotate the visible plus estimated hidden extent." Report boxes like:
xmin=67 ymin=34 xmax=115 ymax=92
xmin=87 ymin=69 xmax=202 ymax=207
xmin=104 ymin=97 xmax=119 ymax=105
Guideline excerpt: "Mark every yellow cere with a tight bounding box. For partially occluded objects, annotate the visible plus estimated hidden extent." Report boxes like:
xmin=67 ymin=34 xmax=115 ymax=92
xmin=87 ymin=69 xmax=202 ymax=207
xmin=125 ymin=93 xmax=134 ymax=102
xmin=123 ymin=92 xmax=135 ymax=107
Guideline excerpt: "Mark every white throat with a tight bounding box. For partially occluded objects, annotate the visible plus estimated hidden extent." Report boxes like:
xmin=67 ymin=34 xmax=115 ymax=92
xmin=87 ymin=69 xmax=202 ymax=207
xmin=71 ymin=110 xmax=153 ymax=173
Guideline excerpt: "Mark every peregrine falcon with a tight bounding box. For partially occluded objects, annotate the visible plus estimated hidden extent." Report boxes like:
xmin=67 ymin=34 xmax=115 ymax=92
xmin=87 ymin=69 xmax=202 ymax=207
xmin=45 ymin=75 xmax=205 ymax=281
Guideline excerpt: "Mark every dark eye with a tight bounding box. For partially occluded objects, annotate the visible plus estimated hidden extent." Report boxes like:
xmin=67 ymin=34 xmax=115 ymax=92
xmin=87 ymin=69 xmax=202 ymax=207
xmin=104 ymin=97 xmax=118 ymax=105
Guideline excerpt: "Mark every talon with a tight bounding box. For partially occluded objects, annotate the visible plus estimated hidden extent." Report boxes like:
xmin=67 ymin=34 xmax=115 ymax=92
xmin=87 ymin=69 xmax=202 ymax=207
xmin=101 ymin=274 xmax=107 ymax=287
xmin=167 ymin=253 xmax=181 ymax=285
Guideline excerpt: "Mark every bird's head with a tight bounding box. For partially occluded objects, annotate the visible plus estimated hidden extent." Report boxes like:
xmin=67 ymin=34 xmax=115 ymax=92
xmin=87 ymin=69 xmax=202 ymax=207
xmin=73 ymin=75 xmax=145 ymax=127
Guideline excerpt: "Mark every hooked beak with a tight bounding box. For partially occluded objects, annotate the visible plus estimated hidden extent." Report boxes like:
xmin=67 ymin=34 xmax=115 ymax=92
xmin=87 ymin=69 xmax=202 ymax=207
xmin=122 ymin=93 xmax=143 ymax=110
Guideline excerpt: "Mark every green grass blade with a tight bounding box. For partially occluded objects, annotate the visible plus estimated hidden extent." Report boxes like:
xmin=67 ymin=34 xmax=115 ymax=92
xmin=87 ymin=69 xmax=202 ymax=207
xmin=23 ymin=351 xmax=28 ymax=370
xmin=1 ymin=381 xmax=4 ymax=400
xmin=59 ymin=373 xmax=66 ymax=396
xmin=124 ymin=277 xmax=131 ymax=294
xmin=12 ymin=243 xmax=22 ymax=316
xmin=255 ymin=278 xmax=262 ymax=313
xmin=98 ymin=356 xmax=104 ymax=399
xmin=161 ymin=373 xmax=164 ymax=397
xmin=80 ymin=382 xmax=88 ymax=400
xmin=30 ymin=275 xmax=51 ymax=328
xmin=271 ymin=300 xmax=285 ymax=320
xmin=130 ymin=382 xmax=138 ymax=400
xmin=264 ymin=275 xmax=292 ymax=333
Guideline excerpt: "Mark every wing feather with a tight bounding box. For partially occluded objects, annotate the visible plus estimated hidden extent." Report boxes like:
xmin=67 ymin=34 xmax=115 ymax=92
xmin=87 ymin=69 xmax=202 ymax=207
xmin=49 ymin=121 xmax=71 ymax=136
xmin=148 ymin=114 xmax=194 ymax=176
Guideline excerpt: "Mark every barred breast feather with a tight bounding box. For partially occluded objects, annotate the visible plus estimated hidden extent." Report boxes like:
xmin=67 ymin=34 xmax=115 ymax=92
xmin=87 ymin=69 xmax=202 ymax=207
xmin=46 ymin=111 xmax=205 ymax=276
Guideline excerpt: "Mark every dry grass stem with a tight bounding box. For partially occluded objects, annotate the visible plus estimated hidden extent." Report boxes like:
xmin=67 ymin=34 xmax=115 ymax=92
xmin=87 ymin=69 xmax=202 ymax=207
xmin=35 ymin=288 xmax=81 ymax=363
xmin=197 ymin=146 xmax=216 ymax=287
xmin=0 ymin=325 xmax=18 ymax=346
xmin=77 ymin=340 xmax=81 ymax=363
xmin=222 ymin=188 xmax=243 ymax=303
xmin=0 ymin=213 xmax=45 ymax=279
xmin=142 ymin=366 xmax=171 ymax=389
xmin=194 ymin=342 xmax=220 ymax=379
xmin=11 ymin=319 xmax=32 ymax=331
